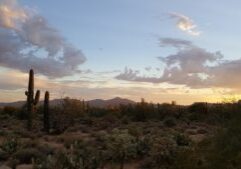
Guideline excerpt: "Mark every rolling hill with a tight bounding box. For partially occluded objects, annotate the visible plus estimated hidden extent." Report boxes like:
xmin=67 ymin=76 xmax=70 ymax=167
xmin=0 ymin=97 xmax=135 ymax=108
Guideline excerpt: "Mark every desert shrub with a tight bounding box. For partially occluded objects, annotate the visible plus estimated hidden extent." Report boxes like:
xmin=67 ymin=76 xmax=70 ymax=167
xmin=175 ymin=134 xmax=191 ymax=146
xmin=0 ymin=130 xmax=7 ymax=136
xmin=16 ymin=105 xmax=28 ymax=120
xmin=51 ymin=110 xmax=71 ymax=134
xmin=13 ymin=129 xmax=34 ymax=138
xmin=3 ymin=106 xmax=18 ymax=116
xmin=48 ymin=154 xmax=93 ymax=169
xmin=0 ymin=148 xmax=8 ymax=161
xmin=164 ymin=117 xmax=176 ymax=127
xmin=1 ymin=135 xmax=20 ymax=155
xmin=92 ymin=114 xmax=119 ymax=130
xmin=157 ymin=103 xmax=177 ymax=120
xmin=188 ymin=102 xmax=209 ymax=122
xmin=119 ymin=104 xmax=135 ymax=117
xmin=173 ymin=146 xmax=205 ymax=169
xmin=37 ymin=144 xmax=54 ymax=155
xmin=136 ymin=136 xmax=151 ymax=157
xmin=128 ymin=125 xmax=142 ymax=137
xmin=204 ymin=104 xmax=231 ymax=124
xmin=0 ymin=113 xmax=10 ymax=120
xmin=2 ymin=106 xmax=26 ymax=120
xmin=104 ymin=129 xmax=138 ymax=168
xmin=44 ymin=151 xmax=73 ymax=169
xmin=197 ymin=129 xmax=208 ymax=134
xmin=94 ymin=130 xmax=108 ymax=142
xmin=173 ymin=104 xmax=241 ymax=169
xmin=87 ymin=107 xmax=108 ymax=117
xmin=189 ymin=103 xmax=208 ymax=114
xmin=7 ymin=158 xmax=20 ymax=169
xmin=13 ymin=148 xmax=44 ymax=164
xmin=61 ymin=97 xmax=86 ymax=118
xmin=203 ymin=118 xmax=241 ymax=169
xmin=141 ymin=136 xmax=177 ymax=169
xmin=121 ymin=116 xmax=130 ymax=124
xmin=70 ymin=140 xmax=105 ymax=169
xmin=120 ymin=99 xmax=159 ymax=122
xmin=21 ymin=139 xmax=39 ymax=149
xmin=63 ymin=137 xmax=81 ymax=149
xmin=33 ymin=155 xmax=53 ymax=169
xmin=132 ymin=102 xmax=153 ymax=121
xmin=21 ymin=139 xmax=53 ymax=155
xmin=35 ymin=141 xmax=106 ymax=169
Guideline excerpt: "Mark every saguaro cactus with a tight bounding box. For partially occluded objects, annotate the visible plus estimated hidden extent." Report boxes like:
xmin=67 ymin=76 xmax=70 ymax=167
xmin=25 ymin=69 xmax=40 ymax=130
xmin=43 ymin=91 xmax=50 ymax=133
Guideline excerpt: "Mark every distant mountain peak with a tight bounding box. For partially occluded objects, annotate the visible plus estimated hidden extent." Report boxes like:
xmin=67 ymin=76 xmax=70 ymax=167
xmin=87 ymin=97 xmax=135 ymax=108
xmin=112 ymin=97 xmax=122 ymax=99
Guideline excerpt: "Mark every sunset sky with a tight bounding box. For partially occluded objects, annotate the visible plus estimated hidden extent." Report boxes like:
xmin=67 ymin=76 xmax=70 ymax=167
xmin=0 ymin=0 xmax=241 ymax=104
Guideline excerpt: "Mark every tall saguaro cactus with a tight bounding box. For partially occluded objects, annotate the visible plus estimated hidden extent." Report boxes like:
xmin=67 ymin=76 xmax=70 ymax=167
xmin=43 ymin=91 xmax=50 ymax=133
xmin=25 ymin=69 xmax=40 ymax=130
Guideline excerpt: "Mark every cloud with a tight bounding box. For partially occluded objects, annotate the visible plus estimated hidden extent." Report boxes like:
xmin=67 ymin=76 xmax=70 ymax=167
xmin=116 ymin=67 xmax=161 ymax=83
xmin=169 ymin=12 xmax=201 ymax=36
xmin=0 ymin=69 xmax=27 ymax=90
xmin=145 ymin=66 xmax=152 ymax=71
xmin=208 ymin=60 xmax=241 ymax=89
xmin=0 ymin=0 xmax=86 ymax=78
xmin=159 ymin=38 xmax=193 ymax=49
xmin=0 ymin=0 xmax=27 ymax=29
xmin=157 ymin=47 xmax=223 ymax=88
xmin=116 ymin=38 xmax=241 ymax=91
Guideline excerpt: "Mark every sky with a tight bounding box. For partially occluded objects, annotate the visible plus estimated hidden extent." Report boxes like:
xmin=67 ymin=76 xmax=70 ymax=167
xmin=0 ymin=0 xmax=241 ymax=104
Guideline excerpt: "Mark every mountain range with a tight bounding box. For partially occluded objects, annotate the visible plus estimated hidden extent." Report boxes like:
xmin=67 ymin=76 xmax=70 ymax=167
xmin=0 ymin=97 xmax=136 ymax=108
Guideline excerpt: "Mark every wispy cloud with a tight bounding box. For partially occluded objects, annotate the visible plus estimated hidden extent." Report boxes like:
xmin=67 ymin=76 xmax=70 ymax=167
xmin=159 ymin=38 xmax=193 ymax=49
xmin=0 ymin=0 xmax=86 ymax=78
xmin=169 ymin=12 xmax=201 ymax=36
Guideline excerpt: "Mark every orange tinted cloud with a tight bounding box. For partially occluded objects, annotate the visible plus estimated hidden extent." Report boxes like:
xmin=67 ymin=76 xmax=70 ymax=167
xmin=0 ymin=0 xmax=27 ymax=29
xmin=169 ymin=12 xmax=201 ymax=36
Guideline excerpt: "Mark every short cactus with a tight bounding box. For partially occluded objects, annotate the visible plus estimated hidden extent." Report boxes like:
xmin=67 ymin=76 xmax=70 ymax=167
xmin=25 ymin=69 xmax=40 ymax=130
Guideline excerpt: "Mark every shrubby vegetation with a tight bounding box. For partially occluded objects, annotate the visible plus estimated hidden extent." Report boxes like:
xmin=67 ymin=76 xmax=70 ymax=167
xmin=1 ymin=99 xmax=241 ymax=169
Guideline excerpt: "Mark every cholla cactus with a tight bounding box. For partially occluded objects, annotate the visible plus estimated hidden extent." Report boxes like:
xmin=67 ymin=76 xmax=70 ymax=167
xmin=25 ymin=69 xmax=40 ymax=130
